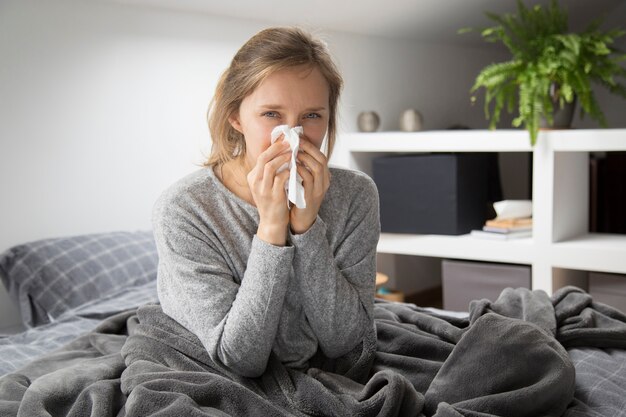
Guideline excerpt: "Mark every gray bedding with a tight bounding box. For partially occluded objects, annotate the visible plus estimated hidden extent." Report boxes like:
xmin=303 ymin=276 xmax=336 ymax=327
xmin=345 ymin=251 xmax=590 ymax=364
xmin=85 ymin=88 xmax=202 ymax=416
xmin=0 ymin=280 xmax=158 ymax=376
xmin=566 ymin=348 xmax=626 ymax=416
xmin=0 ymin=230 xmax=158 ymax=328
xmin=1 ymin=286 xmax=625 ymax=416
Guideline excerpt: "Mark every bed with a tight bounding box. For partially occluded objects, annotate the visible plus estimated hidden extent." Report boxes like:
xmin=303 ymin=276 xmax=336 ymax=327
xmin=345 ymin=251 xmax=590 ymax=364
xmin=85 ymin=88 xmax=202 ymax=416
xmin=0 ymin=231 xmax=625 ymax=416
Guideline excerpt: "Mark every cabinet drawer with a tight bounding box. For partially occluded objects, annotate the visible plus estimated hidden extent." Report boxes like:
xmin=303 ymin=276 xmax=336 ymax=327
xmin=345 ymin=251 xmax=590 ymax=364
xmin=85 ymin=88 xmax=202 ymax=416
xmin=589 ymin=272 xmax=626 ymax=312
xmin=442 ymin=259 xmax=531 ymax=311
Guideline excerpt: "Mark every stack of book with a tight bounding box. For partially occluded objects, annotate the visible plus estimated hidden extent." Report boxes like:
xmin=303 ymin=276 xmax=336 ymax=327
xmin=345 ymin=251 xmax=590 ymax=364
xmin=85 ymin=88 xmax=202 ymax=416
xmin=471 ymin=217 xmax=533 ymax=240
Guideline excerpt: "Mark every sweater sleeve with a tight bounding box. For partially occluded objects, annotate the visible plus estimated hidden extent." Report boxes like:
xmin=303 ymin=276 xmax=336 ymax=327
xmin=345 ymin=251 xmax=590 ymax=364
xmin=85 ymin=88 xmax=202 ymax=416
xmin=152 ymin=197 xmax=294 ymax=378
xmin=288 ymin=174 xmax=380 ymax=358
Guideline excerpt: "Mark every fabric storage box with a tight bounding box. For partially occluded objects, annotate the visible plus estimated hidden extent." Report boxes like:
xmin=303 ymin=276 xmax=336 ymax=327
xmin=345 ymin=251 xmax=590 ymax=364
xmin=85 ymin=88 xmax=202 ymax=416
xmin=442 ymin=259 xmax=531 ymax=311
xmin=372 ymin=153 xmax=490 ymax=235
xmin=589 ymin=272 xmax=626 ymax=312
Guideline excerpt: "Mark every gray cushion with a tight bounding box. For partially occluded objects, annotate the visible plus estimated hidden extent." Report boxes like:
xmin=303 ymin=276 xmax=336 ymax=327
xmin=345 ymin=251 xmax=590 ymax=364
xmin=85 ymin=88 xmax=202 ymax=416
xmin=0 ymin=231 xmax=158 ymax=328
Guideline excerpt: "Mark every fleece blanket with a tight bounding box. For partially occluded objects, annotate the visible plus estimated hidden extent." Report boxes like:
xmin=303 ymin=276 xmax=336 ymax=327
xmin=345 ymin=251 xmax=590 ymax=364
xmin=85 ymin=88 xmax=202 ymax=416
xmin=1 ymin=286 xmax=626 ymax=417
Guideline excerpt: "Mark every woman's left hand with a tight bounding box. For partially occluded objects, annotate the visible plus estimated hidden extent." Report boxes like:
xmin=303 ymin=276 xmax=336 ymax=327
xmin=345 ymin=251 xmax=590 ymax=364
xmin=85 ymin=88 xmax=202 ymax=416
xmin=290 ymin=136 xmax=330 ymax=235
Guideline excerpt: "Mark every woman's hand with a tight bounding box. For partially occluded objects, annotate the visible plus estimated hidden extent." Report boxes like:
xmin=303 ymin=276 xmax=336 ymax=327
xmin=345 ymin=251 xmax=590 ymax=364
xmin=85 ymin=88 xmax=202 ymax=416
xmin=290 ymin=136 xmax=331 ymax=235
xmin=248 ymin=140 xmax=292 ymax=246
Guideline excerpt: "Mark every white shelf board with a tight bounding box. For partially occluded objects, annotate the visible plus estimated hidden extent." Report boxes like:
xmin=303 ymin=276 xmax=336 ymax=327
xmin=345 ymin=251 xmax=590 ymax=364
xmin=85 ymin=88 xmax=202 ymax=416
xmin=550 ymin=233 xmax=626 ymax=274
xmin=344 ymin=128 xmax=626 ymax=153
xmin=343 ymin=130 xmax=532 ymax=153
xmin=377 ymin=233 xmax=534 ymax=265
xmin=545 ymin=129 xmax=626 ymax=151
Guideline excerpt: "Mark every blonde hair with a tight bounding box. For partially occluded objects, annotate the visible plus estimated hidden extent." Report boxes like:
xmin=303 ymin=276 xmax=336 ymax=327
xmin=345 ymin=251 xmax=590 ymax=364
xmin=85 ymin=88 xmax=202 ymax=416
xmin=205 ymin=27 xmax=343 ymax=167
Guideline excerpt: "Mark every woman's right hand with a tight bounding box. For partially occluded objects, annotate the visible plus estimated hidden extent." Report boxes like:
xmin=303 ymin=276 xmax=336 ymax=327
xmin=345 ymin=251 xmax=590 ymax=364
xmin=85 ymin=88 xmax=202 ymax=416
xmin=247 ymin=139 xmax=292 ymax=246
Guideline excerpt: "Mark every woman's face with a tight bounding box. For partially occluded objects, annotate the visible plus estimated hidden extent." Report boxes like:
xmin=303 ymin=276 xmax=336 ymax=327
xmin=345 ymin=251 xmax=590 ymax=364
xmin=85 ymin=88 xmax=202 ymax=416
xmin=229 ymin=65 xmax=330 ymax=169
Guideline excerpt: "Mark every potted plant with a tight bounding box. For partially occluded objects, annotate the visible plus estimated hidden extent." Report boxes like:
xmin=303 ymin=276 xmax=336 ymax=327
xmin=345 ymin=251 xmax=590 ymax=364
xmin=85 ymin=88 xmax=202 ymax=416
xmin=462 ymin=0 xmax=626 ymax=145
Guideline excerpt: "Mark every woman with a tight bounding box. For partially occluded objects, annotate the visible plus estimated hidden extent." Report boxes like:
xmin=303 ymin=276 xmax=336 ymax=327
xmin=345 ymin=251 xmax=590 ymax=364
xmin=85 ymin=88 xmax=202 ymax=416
xmin=152 ymin=27 xmax=380 ymax=378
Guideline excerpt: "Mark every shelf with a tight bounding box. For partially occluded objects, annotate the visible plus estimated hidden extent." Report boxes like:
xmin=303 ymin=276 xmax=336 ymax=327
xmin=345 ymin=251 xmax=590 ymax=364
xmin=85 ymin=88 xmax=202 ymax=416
xmin=550 ymin=233 xmax=626 ymax=274
xmin=344 ymin=128 xmax=626 ymax=153
xmin=343 ymin=128 xmax=626 ymax=295
xmin=344 ymin=130 xmax=532 ymax=153
xmin=377 ymin=233 xmax=534 ymax=265
xmin=546 ymin=129 xmax=626 ymax=151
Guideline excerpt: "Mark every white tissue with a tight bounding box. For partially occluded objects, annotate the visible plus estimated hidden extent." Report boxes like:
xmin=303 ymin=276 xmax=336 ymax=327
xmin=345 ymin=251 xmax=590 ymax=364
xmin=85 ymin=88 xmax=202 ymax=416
xmin=270 ymin=124 xmax=306 ymax=209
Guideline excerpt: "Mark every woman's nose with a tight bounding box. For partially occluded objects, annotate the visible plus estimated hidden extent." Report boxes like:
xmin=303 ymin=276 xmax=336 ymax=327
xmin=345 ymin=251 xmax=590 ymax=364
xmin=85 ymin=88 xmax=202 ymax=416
xmin=285 ymin=115 xmax=300 ymax=128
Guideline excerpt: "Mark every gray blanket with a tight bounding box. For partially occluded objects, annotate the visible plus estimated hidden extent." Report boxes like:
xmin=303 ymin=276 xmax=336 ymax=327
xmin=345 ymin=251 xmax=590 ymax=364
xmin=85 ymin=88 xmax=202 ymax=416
xmin=2 ymin=286 xmax=626 ymax=417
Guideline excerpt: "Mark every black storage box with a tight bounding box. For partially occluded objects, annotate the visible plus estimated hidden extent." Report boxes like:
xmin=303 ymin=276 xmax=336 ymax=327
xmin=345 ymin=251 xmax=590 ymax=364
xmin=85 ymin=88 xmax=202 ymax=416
xmin=373 ymin=153 xmax=490 ymax=235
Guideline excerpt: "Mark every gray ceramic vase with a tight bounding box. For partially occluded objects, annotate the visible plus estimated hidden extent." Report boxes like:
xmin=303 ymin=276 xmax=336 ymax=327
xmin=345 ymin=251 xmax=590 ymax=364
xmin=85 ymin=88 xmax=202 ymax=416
xmin=357 ymin=111 xmax=380 ymax=132
xmin=399 ymin=108 xmax=423 ymax=131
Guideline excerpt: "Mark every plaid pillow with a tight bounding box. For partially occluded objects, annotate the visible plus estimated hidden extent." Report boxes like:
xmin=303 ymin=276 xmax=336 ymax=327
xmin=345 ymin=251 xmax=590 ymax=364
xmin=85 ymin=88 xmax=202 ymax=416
xmin=0 ymin=231 xmax=158 ymax=327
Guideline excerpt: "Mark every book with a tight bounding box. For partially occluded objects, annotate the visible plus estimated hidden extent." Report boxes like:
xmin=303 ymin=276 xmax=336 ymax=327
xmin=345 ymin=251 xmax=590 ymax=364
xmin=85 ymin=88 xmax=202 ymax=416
xmin=485 ymin=217 xmax=533 ymax=228
xmin=482 ymin=225 xmax=533 ymax=234
xmin=470 ymin=229 xmax=532 ymax=240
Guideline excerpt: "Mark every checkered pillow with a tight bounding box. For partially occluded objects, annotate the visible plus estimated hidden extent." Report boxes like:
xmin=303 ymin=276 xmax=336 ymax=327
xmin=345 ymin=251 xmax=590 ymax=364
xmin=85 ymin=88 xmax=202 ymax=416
xmin=0 ymin=231 xmax=158 ymax=328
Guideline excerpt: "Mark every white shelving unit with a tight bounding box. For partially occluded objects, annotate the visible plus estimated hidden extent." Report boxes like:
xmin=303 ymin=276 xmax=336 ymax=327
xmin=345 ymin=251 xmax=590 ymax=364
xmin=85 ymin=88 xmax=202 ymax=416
xmin=343 ymin=128 xmax=626 ymax=295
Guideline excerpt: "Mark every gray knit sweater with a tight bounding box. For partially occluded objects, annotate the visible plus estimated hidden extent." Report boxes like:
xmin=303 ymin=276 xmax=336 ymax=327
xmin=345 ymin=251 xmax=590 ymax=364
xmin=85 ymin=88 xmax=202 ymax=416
xmin=152 ymin=165 xmax=380 ymax=378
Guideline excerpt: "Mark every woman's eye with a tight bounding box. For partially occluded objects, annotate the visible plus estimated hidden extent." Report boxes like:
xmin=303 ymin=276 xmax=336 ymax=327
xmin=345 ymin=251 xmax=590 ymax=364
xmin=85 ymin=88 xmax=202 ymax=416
xmin=305 ymin=113 xmax=321 ymax=119
xmin=262 ymin=111 xmax=278 ymax=118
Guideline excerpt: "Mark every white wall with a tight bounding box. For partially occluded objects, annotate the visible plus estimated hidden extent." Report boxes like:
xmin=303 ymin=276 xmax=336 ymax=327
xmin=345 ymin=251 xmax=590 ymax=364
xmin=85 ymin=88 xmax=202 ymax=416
xmin=332 ymin=34 xmax=508 ymax=132
xmin=1 ymin=0 xmax=251 ymax=254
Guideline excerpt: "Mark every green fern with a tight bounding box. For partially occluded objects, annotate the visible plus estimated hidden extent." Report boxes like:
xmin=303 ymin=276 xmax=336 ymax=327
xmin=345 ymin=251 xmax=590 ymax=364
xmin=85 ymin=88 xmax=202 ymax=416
xmin=462 ymin=0 xmax=626 ymax=145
